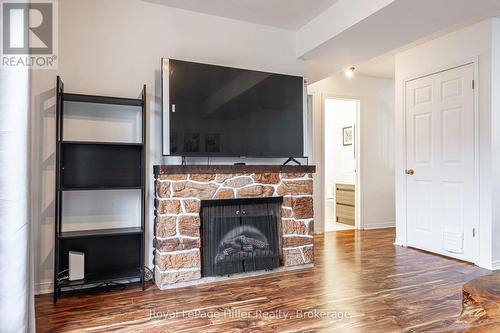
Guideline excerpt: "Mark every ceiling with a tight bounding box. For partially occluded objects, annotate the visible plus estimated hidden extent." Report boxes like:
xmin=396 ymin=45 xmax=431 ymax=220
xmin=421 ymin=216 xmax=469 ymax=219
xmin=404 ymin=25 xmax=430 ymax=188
xmin=354 ymin=52 xmax=395 ymax=79
xmin=146 ymin=0 xmax=339 ymax=30
xmin=304 ymin=0 xmax=500 ymax=82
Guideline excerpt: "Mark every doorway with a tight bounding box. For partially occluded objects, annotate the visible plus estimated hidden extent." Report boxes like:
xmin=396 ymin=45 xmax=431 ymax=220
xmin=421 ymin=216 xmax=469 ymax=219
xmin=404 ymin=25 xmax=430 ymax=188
xmin=324 ymin=98 xmax=360 ymax=232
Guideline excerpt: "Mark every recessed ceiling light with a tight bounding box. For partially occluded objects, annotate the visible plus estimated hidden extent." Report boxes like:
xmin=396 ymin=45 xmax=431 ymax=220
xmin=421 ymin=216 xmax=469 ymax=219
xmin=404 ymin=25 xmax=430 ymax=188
xmin=345 ymin=67 xmax=356 ymax=78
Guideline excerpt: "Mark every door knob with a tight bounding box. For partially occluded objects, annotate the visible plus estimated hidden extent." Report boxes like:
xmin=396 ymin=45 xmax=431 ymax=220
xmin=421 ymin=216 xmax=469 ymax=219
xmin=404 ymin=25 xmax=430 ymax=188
xmin=405 ymin=169 xmax=415 ymax=175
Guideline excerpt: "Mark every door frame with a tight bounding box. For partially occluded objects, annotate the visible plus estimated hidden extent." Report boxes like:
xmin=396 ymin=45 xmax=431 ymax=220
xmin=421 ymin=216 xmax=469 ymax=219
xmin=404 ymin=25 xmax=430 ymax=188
xmin=321 ymin=95 xmax=362 ymax=230
xmin=401 ymin=58 xmax=480 ymax=264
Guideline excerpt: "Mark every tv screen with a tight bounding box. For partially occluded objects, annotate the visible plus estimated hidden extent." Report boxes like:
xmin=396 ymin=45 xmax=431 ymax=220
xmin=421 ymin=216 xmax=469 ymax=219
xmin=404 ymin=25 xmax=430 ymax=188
xmin=162 ymin=59 xmax=304 ymax=157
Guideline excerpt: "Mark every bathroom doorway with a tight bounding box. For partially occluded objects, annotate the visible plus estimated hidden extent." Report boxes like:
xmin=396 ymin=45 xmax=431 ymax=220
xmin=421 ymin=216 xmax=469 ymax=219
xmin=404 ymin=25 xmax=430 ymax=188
xmin=324 ymin=98 xmax=359 ymax=232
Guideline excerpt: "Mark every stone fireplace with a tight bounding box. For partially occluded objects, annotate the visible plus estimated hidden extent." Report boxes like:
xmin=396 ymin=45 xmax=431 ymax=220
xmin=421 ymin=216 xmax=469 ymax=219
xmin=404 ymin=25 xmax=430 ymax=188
xmin=153 ymin=165 xmax=316 ymax=289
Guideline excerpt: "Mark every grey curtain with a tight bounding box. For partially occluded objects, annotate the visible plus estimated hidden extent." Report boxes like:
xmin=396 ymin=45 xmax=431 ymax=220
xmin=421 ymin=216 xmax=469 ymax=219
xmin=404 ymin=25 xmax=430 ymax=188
xmin=0 ymin=64 xmax=34 ymax=331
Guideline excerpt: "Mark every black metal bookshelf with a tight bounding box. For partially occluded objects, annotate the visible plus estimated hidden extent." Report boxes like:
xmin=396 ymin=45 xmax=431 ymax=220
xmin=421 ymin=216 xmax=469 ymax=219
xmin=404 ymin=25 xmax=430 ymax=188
xmin=53 ymin=76 xmax=146 ymax=302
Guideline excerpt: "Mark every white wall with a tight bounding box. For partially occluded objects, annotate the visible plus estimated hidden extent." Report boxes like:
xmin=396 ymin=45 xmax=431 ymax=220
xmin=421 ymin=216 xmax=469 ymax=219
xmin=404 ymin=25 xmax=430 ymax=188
xmin=308 ymin=74 xmax=396 ymax=232
xmin=31 ymin=0 xmax=304 ymax=294
xmin=394 ymin=18 xmax=498 ymax=270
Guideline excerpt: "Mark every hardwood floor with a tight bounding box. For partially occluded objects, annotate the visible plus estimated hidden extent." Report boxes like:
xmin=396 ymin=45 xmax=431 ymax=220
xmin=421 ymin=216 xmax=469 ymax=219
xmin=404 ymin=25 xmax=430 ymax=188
xmin=35 ymin=228 xmax=491 ymax=332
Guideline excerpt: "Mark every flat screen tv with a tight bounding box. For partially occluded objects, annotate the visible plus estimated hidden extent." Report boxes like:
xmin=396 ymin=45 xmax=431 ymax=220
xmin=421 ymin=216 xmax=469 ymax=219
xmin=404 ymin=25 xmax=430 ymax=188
xmin=162 ymin=59 xmax=305 ymax=157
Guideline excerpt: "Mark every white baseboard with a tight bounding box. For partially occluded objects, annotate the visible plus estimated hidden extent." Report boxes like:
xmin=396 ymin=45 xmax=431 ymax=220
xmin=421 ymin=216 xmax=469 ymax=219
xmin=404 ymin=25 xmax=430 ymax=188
xmin=492 ymin=260 xmax=500 ymax=271
xmin=362 ymin=221 xmax=395 ymax=230
xmin=35 ymin=281 xmax=53 ymax=295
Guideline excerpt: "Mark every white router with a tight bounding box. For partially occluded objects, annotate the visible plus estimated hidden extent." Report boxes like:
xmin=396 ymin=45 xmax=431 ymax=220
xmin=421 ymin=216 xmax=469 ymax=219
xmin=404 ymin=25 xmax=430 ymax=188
xmin=68 ymin=251 xmax=85 ymax=281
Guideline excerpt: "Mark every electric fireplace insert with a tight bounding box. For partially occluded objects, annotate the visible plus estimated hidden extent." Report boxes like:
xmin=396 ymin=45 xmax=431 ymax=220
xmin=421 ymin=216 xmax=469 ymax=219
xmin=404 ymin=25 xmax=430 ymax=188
xmin=201 ymin=197 xmax=282 ymax=277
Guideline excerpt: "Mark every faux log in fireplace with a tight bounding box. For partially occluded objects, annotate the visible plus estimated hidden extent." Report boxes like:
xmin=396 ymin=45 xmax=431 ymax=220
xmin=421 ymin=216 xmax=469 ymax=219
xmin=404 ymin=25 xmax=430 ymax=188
xmin=201 ymin=197 xmax=282 ymax=277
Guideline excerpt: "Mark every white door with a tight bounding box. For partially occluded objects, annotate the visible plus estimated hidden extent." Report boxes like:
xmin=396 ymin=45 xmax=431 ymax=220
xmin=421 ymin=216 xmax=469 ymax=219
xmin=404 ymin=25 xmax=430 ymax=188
xmin=406 ymin=64 xmax=475 ymax=262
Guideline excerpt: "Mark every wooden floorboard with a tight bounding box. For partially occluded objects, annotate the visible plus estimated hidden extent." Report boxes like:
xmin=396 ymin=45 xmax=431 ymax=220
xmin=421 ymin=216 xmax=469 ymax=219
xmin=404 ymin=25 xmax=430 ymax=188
xmin=35 ymin=228 xmax=491 ymax=332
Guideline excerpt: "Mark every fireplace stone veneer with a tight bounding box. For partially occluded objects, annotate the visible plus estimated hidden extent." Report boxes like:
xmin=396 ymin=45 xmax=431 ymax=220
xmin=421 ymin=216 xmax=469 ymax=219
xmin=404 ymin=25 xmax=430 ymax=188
xmin=153 ymin=165 xmax=316 ymax=289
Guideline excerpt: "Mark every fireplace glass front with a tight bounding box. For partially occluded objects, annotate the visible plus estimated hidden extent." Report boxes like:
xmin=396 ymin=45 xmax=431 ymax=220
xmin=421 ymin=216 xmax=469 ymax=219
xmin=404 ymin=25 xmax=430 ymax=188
xmin=201 ymin=197 xmax=282 ymax=277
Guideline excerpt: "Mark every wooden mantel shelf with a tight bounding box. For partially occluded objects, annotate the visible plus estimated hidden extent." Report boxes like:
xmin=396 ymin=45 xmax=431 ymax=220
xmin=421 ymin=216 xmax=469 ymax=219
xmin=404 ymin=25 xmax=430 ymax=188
xmin=153 ymin=164 xmax=316 ymax=175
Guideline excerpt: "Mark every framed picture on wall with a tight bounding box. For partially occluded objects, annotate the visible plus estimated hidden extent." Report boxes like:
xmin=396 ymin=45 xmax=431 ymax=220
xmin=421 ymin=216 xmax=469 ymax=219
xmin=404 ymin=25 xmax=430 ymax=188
xmin=343 ymin=126 xmax=353 ymax=146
